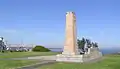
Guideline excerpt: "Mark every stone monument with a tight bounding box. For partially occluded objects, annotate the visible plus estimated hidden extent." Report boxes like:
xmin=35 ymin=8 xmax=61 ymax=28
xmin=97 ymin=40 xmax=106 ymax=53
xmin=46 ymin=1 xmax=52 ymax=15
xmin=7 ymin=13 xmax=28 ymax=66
xmin=62 ymin=12 xmax=79 ymax=55
xmin=56 ymin=12 xmax=83 ymax=62
xmin=56 ymin=11 xmax=102 ymax=63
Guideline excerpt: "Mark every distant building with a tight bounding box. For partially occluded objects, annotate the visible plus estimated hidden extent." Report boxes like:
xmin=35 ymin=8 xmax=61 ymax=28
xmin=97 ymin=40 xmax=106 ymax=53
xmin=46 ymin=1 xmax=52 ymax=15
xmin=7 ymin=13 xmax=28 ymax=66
xmin=7 ymin=44 xmax=34 ymax=52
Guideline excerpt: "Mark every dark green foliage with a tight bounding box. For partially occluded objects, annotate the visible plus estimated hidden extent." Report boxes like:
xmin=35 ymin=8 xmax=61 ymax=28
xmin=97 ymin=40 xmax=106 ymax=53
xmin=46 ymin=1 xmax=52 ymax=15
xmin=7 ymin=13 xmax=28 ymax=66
xmin=32 ymin=45 xmax=51 ymax=52
xmin=0 ymin=39 xmax=7 ymax=53
xmin=77 ymin=37 xmax=86 ymax=50
xmin=77 ymin=39 xmax=81 ymax=49
xmin=77 ymin=37 xmax=99 ymax=50
xmin=94 ymin=42 xmax=98 ymax=47
xmin=86 ymin=39 xmax=92 ymax=48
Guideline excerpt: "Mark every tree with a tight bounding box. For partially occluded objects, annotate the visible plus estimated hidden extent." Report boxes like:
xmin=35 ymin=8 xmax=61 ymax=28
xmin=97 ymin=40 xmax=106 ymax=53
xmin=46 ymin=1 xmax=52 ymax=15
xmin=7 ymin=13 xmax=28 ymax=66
xmin=91 ymin=42 xmax=98 ymax=48
xmin=0 ymin=37 xmax=7 ymax=53
xmin=94 ymin=42 xmax=98 ymax=47
xmin=77 ymin=37 xmax=99 ymax=55
xmin=77 ymin=38 xmax=81 ymax=49
xmin=86 ymin=39 xmax=91 ymax=48
xmin=32 ymin=45 xmax=51 ymax=52
xmin=91 ymin=42 xmax=95 ymax=47
xmin=77 ymin=37 xmax=86 ymax=51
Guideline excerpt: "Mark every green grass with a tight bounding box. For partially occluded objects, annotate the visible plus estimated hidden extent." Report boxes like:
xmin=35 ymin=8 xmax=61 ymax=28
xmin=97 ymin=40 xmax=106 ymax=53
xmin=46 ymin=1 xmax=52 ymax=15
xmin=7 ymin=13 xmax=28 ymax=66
xmin=0 ymin=52 xmax=59 ymax=69
xmin=0 ymin=60 xmax=40 ymax=69
xmin=39 ymin=54 xmax=120 ymax=69
xmin=0 ymin=52 xmax=59 ymax=58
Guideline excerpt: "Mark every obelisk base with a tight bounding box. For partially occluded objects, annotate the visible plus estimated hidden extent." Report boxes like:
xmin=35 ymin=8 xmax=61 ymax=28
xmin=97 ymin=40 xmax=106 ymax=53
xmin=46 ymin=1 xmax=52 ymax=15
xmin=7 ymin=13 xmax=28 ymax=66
xmin=62 ymin=50 xmax=80 ymax=55
xmin=56 ymin=54 xmax=83 ymax=62
xmin=56 ymin=51 xmax=102 ymax=63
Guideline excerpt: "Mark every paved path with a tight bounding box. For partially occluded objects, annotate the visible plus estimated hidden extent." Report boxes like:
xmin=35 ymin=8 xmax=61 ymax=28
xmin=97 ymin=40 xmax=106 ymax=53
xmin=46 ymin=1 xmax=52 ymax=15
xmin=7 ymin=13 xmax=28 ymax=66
xmin=16 ymin=60 xmax=56 ymax=69
xmin=0 ymin=58 xmax=29 ymax=60
xmin=28 ymin=55 xmax=56 ymax=60
xmin=0 ymin=55 xmax=56 ymax=60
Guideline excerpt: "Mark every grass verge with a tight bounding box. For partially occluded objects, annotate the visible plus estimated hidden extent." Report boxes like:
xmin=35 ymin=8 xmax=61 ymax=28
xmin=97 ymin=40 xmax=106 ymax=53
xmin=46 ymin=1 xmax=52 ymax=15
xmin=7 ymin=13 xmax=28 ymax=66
xmin=0 ymin=52 xmax=59 ymax=69
xmin=0 ymin=52 xmax=59 ymax=58
xmin=39 ymin=54 xmax=120 ymax=69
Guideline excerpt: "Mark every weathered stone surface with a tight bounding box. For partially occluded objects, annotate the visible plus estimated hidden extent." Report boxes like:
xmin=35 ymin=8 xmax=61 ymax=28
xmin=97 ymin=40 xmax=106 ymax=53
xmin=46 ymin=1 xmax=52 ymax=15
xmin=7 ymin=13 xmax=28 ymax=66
xmin=56 ymin=54 xmax=83 ymax=62
xmin=62 ymin=12 xmax=79 ymax=55
xmin=82 ymin=51 xmax=102 ymax=62
xmin=56 ymin=11 xmax=102 ymax=63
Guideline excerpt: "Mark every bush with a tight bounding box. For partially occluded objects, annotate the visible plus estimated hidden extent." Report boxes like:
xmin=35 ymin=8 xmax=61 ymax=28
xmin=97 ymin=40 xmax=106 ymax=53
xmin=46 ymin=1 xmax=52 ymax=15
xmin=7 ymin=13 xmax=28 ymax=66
xmin=32 ymin=45 xmax=51 ymax=52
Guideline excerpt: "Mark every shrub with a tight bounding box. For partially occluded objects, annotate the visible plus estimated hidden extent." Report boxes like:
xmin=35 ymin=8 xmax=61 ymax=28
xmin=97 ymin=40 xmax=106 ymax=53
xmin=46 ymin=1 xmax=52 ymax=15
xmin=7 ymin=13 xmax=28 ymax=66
xmin=32 ymin=45 xmax=51 ymax=52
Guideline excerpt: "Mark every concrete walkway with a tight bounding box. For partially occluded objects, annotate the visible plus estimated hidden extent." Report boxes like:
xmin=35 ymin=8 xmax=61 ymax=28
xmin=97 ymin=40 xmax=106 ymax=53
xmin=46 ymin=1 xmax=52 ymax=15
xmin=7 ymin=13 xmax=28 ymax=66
xmin=0 ymin=55 xmax=56 ymax=60
xmin=16 ymin=60 xmax=56 ymax=69
xmin=28 ymin=55 xmax=56 ymax=60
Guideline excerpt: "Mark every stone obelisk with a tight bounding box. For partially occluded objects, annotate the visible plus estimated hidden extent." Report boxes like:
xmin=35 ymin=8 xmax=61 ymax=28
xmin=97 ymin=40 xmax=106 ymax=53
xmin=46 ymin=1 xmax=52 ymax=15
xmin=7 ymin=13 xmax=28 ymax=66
xmin=56 ymin=11 xmax=81 ymax=62
xmin=62 ymin=12 xmax=79 ymax=55
xmin=56 ymin=11 xmax=102 ymax=62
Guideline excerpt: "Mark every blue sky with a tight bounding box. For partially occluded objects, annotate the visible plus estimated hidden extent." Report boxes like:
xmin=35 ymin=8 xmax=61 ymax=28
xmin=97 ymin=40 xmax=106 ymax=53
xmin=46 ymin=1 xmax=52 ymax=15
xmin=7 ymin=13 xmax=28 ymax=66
xmin=0 ymin=0 xmax=120 ymax=49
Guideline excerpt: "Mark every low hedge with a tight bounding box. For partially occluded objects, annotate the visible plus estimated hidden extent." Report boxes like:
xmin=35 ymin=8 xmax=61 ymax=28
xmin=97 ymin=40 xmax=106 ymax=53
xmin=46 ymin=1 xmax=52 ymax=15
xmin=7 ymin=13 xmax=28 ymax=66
xmin=32 ymin=45 xmax=51 ymax=52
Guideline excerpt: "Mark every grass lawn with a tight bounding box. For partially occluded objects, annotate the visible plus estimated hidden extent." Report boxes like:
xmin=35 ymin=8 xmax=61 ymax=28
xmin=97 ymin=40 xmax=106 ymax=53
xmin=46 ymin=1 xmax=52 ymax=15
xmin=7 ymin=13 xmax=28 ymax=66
xmin=0 ymin=52 xmax=59 ymax=69
xmin=0 ymin=60 xmax=40 ymax=69
xmin=39 ymin=54 xmax=120 ymax=69
xmin=0 ymin=52 xmax=59 ymax=58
